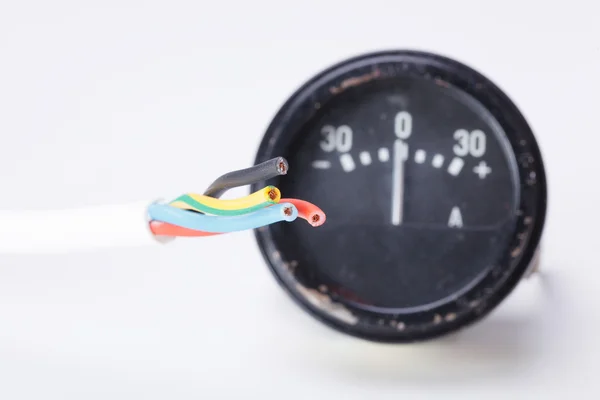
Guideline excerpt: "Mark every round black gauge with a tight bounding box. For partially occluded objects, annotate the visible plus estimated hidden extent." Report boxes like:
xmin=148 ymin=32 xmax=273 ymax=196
xmin=252 ymin=50 xmax=546 ymax=342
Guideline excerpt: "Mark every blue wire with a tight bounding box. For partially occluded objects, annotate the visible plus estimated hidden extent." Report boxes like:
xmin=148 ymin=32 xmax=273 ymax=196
xmin=147 ymin=202 xmax=298 ymax=233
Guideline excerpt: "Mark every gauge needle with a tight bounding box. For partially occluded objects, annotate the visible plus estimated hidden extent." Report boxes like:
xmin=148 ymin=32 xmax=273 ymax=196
xmin=391 ymin=139 xmax=406 ymax=225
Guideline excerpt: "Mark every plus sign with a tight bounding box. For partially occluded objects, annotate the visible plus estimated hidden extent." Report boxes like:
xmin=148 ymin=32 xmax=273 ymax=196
xmin=473 ymin=161 xmax=492 ymax=179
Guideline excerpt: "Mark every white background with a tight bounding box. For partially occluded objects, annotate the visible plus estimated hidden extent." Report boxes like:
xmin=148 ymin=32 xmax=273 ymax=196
xmin=0 ymin=1 xmax=598 ymax=398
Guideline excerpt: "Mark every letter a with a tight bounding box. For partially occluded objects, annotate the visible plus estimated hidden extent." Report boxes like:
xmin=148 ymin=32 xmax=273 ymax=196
xmin=448 ymin=207 xmax=463 ymax=228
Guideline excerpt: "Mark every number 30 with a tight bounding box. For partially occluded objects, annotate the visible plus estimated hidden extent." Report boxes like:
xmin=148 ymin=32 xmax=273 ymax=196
xmin=453 ymin=129 xmax=486 ymax=157
xmin=320 ymin=125 xmax=353 ymax=152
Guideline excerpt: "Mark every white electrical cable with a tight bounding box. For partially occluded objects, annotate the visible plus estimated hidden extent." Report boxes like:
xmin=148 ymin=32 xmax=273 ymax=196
xmin=0 ymin=200 xmax=166 ymax=254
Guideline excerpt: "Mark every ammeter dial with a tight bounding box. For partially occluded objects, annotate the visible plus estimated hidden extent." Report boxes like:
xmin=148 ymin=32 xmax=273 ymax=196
xmin=253 ymin=50 xmax=546 ymax=342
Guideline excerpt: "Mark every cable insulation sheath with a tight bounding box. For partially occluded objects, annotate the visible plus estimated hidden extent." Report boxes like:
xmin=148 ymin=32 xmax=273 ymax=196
xmin=0 ymin=201 xmax=159 ymax=254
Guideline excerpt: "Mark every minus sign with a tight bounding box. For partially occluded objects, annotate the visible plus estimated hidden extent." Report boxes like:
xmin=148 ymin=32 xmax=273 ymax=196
xmin=312 ymin=160 xmax=331 ymax=169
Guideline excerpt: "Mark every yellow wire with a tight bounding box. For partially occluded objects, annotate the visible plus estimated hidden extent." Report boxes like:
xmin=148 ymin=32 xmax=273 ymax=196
xmin=179 ymin=186 xmax=281 ymax=212
xmin=169 ymin=200 xmax=200 ymax=211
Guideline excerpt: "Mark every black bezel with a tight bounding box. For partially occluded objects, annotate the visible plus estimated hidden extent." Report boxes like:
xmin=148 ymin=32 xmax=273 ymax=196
xmin=252 ymin=50 xmax=547 ymax=343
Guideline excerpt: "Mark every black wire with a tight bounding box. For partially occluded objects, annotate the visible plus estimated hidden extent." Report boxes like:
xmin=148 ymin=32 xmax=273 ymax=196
xmin=203 ymin=157 xmax=288 ymax=198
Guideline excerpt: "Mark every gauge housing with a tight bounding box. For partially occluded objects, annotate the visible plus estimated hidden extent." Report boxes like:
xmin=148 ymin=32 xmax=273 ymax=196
xmin=252 ymin=50 xmax=547 ymax=342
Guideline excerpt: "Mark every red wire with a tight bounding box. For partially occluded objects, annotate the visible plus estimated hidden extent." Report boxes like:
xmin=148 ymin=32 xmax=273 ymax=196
xmin=280 ymin=198 xmax=326 ymax=227
xmin=149 ymin=198 xmax=326 ymax=237
xmin=149 ymin=221 xmax=220 ymax=237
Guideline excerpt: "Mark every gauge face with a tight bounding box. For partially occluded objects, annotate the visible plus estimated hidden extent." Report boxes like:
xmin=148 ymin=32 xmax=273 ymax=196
xmin=276 ymin=77 xmax=518 ymax=312
xmin=253 ymin=51 xmax=546 ymax=342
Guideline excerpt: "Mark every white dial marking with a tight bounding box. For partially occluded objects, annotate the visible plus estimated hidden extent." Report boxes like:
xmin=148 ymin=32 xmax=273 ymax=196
xmin=432 ymin=154 xmax=444 ymax=168
xmin=339 ymin=153 xmax=356 ymax=172
xmin=359 ymin=151 xmax=372 ymax=166
xmin=311 ymin=160 xmax=331 ymax=169
xmin=448 ymin=206 xmax=464 ymax=228
xmin=473 ymin=161 xmax=492 ymax=179
xmin=378 ymin=147 xmax=390 ymax=162
xmin=391 ymin=140 xmax=407 ymax=226
xmin=447 ymin=157 xmax=465 ymax=176
xmin=414 ymin=149 xmax=426 ymax=164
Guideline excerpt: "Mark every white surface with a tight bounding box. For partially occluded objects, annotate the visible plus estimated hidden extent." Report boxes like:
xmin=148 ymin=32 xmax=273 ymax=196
xmin=0 ymin=1 xmax=598 ymax=398
xmin=0 ymin=201 xmax=159 ymax=254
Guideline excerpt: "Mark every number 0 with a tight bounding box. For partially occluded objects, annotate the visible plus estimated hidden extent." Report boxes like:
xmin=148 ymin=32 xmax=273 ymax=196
xmin=395 ymin=111 xmax=412 ymax=139
xmin=469 ymin=130 xmax=486 ymax=157
xmin=336 ymin=125 xmax=352 ymax=152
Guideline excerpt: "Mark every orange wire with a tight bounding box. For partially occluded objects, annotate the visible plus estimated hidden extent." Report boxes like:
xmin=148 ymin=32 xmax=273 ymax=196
xmin=280 ymin=198 xmax=326 ymax=227
xmin=149 ymin=198 xmax=325 ymax=237
xmin=149 ymin=221 xmax=221 ymax=237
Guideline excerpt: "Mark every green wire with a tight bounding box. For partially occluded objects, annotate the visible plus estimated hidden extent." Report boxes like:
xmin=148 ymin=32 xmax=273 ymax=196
xmin=170 ymin=194 xmax=275 ymax=216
